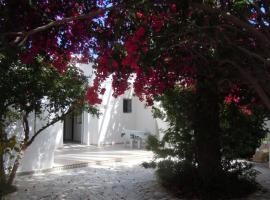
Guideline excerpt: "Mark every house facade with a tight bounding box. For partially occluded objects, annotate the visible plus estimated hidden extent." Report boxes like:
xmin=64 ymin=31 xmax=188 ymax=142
xmin=10 ymin=63 xmax=270 ymax=173
xmin=17 ymin=64 xmax=165 ymax=172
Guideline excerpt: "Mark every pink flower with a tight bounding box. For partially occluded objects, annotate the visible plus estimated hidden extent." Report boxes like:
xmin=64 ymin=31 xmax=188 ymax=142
xmin=136 ymin=12 xmax=144 ymax=19
xmin=171 ymin=4 xmax=177 ymax=12
xmin=136 ymin=27 xmax=146 ymax=37
xmin=112 ymin=60 xmax=119 ymax=68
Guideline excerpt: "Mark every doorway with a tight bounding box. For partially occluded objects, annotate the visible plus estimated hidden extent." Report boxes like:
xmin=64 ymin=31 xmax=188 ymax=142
xmin=63 ymin=111 xmax=83 ymax=143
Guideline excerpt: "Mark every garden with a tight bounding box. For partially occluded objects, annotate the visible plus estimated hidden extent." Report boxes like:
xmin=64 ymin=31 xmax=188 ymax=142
xmin=1 ymin=1 xmax=270 ymax=199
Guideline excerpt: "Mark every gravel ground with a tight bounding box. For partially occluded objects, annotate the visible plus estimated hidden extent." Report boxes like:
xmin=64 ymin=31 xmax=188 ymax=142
xmin=4 ymin=162 xmax=180 ymax=200
xmin=4 ymin=161 xmax=270 ymax=200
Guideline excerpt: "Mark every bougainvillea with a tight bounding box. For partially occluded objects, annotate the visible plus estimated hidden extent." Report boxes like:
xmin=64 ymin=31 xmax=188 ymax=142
xmin=1 ymin=0 xmax=107 ymax=73
xmin=85 ymin=0 xmax=270 ymax=111
xmin=1 ymin=0 xmax=270 ymax=109
xmin=1 ymin=0 xmax=270 ymax=198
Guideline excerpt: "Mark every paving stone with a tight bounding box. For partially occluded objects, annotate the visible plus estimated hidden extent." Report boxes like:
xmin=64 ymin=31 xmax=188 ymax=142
xmin=4 ymin=156 xmax=270 ymax=200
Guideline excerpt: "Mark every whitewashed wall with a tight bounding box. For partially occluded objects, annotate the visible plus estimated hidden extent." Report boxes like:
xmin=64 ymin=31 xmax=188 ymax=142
xmin=5 ymin=112 xmax=63 ymax=173
xmin=12 ymin=63 xmax=163 ymax=172
xmin=82 ymin=88 xmax=138 ymax=146
xmin=82 ymin=96 xmax=159 ymax=146
xmin=19 ymin=120 xmax=63 ymax=172
xmin=77 ymin=63 xmax=158 ymax=146
xmin=134 ymin=97 xmax=158 ymax=137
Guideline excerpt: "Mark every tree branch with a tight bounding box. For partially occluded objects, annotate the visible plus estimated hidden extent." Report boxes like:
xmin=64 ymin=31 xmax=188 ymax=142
xmin=3 ymin=8 xmax=109 ymax=46
xmin=26 ymin=110 xmax=71 ymax=147
xmin=193 ymin=3 xmax=270 ymax=48
xmin=22 ymin=113 xmax=30 ymax=143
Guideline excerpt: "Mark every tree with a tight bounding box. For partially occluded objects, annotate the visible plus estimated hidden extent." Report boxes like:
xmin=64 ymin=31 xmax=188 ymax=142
xmin=1 ymin=0 xmax=270 ymax=198
xmin=146 ymin=86 xmax=268 ymax=198
xmin=1 ymin=1 xmax=270 ymax=109
xmin=88 ymin=1 xmax=270 ymax=197
xmin=0 ymin=52 xmax=98 ymax=196
xmin=87 ymin=1 xmax=270 ymax=197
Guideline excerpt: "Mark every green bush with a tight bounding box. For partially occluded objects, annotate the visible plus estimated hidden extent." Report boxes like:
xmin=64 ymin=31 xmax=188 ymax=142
xmin=152 ymin=159 xmax=258 ymax=199
xmin=0 ymin=183 xmax=16 ymax=197
xmin=144 ymin=87 xmax=268 ymax=199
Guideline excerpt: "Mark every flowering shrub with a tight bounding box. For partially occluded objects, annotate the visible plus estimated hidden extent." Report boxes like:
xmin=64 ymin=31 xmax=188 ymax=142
xmin=145 ymin=87 xmax=267 ymax=198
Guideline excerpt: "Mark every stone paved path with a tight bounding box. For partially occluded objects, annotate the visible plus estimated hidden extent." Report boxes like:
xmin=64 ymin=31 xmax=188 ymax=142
xmin=5 ymin=162 xmax=270 ymax=200
xmin=53 ymin=144 xmax=153 ymax=167
xmin=4 ymin=147 xmax=270 ymax=200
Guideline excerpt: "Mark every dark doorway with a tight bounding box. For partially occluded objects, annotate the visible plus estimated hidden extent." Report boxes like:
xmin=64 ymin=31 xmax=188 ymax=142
xmin=63 ymin=111 xmax=83 ymax=143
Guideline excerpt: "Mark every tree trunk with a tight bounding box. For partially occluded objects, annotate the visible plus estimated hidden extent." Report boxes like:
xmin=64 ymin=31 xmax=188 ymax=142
xmin=0 ymin=121 xmax=6 ymax=186
xmin=8 ymin=148 xmax=25 ymax=185
xmin=0 ymin=152 xmax=6 ymax=187
xmin=0 ymin=119 xmax=7 ymax=199
xmin=194 ymin=77 xmax=222 ymax=199
xmin=8 ymin=113 xmax=29 ymax=185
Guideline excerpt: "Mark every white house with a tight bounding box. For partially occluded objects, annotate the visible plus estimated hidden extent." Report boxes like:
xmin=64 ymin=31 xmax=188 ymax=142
xmin=8 ymin=63 xmax=270 ymax=173
xmin=16 ymin=64 xmax=164 ymax=172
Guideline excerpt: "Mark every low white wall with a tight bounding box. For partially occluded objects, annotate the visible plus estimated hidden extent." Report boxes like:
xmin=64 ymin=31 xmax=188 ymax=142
xmin=5 ymin=112 xmax=63 ymax=173
xmin=19 ymin=121 xmax=63 ymax=172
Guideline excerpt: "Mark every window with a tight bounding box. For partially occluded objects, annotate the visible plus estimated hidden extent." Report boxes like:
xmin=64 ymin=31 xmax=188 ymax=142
xmin=123 ymin=99 xmax=132 ymax=113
